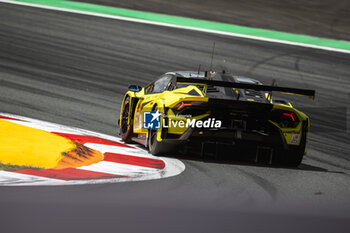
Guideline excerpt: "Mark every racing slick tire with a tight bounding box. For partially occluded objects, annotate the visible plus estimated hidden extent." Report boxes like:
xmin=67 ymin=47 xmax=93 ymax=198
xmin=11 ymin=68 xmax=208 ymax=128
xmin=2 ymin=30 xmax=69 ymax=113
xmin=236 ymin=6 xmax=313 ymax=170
xmin=279 ymin=146 xmax=304 ymax=167
xmin=147 ymin=104 xmax=164 ymax=156
xmin=278 ymin=121 xmax=308 ymax=167
xmin=148 ymin=128 xmax=163 ymax=156
xmin=120 ymin=96 xmax=133 ymax=143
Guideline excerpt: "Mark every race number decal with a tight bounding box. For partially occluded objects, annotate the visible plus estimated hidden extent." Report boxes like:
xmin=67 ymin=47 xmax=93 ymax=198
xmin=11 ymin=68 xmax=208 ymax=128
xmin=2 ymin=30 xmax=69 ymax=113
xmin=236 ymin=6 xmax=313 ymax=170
xmin=290 ymin=134 xmax=300 ymax=145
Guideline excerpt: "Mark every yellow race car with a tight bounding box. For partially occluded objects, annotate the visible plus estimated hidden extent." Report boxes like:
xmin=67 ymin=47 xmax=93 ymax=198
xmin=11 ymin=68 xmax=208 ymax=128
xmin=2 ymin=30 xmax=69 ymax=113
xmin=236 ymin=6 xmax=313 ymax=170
xmin=119 ymin=71 xmax=315 ymax=167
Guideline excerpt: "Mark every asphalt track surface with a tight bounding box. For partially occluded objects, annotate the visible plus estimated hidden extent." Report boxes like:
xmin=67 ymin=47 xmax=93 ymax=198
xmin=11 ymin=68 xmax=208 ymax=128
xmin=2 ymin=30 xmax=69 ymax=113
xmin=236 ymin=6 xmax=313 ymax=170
xmin=0 ymin=3 xmax=350 ymax=233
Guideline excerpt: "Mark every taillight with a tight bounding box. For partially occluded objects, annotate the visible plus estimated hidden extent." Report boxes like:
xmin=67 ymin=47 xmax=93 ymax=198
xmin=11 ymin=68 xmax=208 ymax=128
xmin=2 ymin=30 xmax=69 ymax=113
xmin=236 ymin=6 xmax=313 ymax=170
xmin=174 ymin=101 xmax=206 ymax=110
xmin=271 ymin=109 xmax=299 ymax=128
xmin=172 ymin=101 xmax=208 ymax=116
xmin=174 ymin=101 xmax=193 ymax=110
xmin=282 ymin=112 xmax=296 ymax=122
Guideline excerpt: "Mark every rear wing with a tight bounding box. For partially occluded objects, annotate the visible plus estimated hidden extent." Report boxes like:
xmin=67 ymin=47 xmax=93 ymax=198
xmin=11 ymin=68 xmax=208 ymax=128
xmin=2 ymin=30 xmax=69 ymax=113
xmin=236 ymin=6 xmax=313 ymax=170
xmin=176 ymin=77 xmax=315 ymax=99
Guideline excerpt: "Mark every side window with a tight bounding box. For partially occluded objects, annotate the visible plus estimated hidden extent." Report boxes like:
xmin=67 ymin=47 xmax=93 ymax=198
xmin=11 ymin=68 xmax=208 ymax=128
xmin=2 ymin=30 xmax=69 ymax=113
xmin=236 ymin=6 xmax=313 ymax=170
xmin=144 ymin=83 xmax=154 ymax=94
xmin=151 ymin=75 xmax=172 ymax=93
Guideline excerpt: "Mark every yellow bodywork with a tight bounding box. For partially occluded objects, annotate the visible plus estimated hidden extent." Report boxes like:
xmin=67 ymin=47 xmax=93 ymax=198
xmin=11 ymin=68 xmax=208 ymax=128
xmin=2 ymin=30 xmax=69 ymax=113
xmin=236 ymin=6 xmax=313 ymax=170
xmin=119 ymin=83 xmax=310 ymax=153
xmin=271 ymin=104 xmax=309 ymax=148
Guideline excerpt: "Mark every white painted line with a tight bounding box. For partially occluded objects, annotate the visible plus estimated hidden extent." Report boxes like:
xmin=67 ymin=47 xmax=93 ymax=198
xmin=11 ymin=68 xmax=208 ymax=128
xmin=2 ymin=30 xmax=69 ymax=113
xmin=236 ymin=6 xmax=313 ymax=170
xmin=0 ymin=0 xmax=349 ymax=54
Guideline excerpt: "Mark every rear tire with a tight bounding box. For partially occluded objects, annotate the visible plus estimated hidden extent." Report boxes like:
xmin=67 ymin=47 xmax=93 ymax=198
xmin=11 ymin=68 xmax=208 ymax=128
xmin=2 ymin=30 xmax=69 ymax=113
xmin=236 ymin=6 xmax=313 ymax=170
xmin=147 ymin=105 xmax=163 ymax=155
xmin=280 ymin=147 xmax=304 ymax=167
xmin=148 ymin=128 xmax=162 ymax=155
xmin=120 ymin=96 xmax=133 ymax=143
xmin=279 ymin=121 xmax=308 ymax=167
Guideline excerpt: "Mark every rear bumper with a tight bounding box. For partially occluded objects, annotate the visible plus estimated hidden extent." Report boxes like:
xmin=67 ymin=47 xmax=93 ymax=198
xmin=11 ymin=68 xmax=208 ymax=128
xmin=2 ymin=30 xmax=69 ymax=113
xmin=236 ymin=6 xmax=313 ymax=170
xmin=163 ymin=127 xmax=284 ymax=144
xmin=159 ymin=128 xmax=302 ymax=165
xmin=159 ymin=127 xmax=290 ymax=156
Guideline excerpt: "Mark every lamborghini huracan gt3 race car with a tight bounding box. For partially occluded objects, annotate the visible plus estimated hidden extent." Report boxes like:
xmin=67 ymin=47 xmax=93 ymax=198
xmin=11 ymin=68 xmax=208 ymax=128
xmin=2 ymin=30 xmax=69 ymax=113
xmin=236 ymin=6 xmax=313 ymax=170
xmin=119 ymin=71 xmax=315 ymax=167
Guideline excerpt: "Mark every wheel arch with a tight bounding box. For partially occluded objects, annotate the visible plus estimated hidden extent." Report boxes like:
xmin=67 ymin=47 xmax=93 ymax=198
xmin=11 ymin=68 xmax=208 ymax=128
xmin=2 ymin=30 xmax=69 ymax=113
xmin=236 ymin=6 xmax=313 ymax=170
xmin=119 ymin=94 xmax=140 ymax=127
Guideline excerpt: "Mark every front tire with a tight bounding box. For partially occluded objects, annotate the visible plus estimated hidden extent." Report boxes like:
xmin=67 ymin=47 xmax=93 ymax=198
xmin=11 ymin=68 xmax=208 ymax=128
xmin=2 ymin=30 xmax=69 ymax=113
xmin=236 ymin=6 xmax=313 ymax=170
xmin=120 ymin=96 xmax=133 ymax=143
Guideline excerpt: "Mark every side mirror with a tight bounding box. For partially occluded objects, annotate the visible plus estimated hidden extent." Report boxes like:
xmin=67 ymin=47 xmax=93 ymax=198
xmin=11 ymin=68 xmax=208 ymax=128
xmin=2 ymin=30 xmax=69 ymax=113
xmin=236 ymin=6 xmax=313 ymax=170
xmin=273 ymin=99 xmax=293 ymax=107
xmin=128 ymin=85 xmax=142 ymax=92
